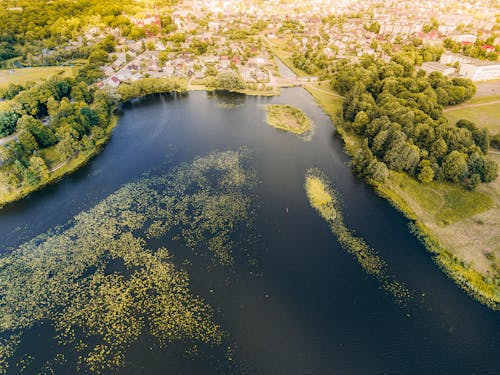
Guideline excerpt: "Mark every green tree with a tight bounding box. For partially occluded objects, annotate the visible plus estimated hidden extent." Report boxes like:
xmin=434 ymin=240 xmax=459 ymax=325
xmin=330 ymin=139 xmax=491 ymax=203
xmin=442 ymin=151 xmax=468 ymax=182
xmin=27 ymin=156 xmax=49 ymax=183
xmin=482 ymin=159 xmax=498 ymax=183
xmin=213 ymin=71 xmax=245 ymax=91
xmin=417 ymin=159 xmax=434 ymax=183
xmin=367 ymin=160 xmax=389 ymax=182
xmin=0 ymin=145 xmax=15 ymax=165
xmin=56 ymin=135 xmax=75 ymax=160
xmin=17 ymin=115 xmax=57 ymax=148
xmin=0 ymin=110 xmax=20 ymax=137
xmin=364 ymin=21 xmax=380 ymax=34
xmin=352 ymin=111 xmax=370 ymax=134
xmin=353 ymin=140 xmax=374 ymax=175
xmin=18 ymin=130 xmax=39 ymax=155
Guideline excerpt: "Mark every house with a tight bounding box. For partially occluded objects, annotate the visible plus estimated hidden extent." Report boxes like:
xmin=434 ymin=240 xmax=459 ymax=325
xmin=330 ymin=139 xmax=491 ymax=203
xmin=220 ymin=59 xmax=230 ymax=69
xmin=101 ymin=66 xmax=115 ymax=77
xmin=481 ymin=45 xmax=495 ymax=53
xmin=106 ymin=76 xmax=121 ymax=88
xmin=451 ymin=34 xmax=477 ymax=43
xmin=111 ymin=54 xmax=127 ymax=70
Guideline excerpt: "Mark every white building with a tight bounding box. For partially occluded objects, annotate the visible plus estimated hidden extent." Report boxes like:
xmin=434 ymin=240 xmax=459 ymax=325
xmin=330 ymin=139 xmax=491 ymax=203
xmin=440 ymin=52 xmax=500 ymax=81
xmin=460 ymin=62 xmax=500 ymax=81
xmin=421 ymin=62 xmax=456 ymax=76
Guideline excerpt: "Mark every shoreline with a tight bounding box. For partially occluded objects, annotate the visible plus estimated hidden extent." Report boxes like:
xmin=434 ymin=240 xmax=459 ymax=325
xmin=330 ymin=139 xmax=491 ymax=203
xmin=0 ymin=116 xmax=119 ymax=209
xmin=302 ymin=83 xmax=499 ymax=310
xmin=2 ymin=79 xmax=498 ymax=309
xmin=0 ymin=86 xmax=280 ymax=209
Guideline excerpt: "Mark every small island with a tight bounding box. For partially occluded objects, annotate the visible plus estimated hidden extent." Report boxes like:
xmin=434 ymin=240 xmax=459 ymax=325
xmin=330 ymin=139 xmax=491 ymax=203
xmin=265 ymin=104 xmax=312 ymax=135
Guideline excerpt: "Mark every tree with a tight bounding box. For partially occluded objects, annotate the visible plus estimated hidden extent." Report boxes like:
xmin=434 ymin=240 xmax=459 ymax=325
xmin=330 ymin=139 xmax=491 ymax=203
xmin=213 ymin=71 xmax=245 ymax=91
xmin=56 ymin=135 xmax=75 ymax=160
xmin=18 ymin=130 xmax=39 ymax=155
xmin=17 ymin=115 xmax=57 ymax=148
xmin=80 ymin=107 xmax=100 ymax=130
xmin=482 ymin=159 xmax=498 ymax=183
xmin=352 ymin=111 xmax=369 ymax=134
xmin=364 ymin=21 xmax=380 ymax=34
xmin=417 ymin=159 xmax=434 ymax=183
xmin=465 ymin=174 xmax=481 ymax=190
xmin=0 ymin=145 xmax=15 ymax=165
xmin=353 ymin=140 xmax=374 ymax=175
xmin=429 ymin=138 xmax=448 ymax=160
xmin=88 ymin=49 xmax=110 ymax=65
xmin=367 ymin=160 xmax=389 ymax=182
xmin=1 ymin=84 xmax=24 ymax=100
xmin=423 ymin=18 xmax=438 ymax=33
xmin=0 ymin=110 xmax=20 ymax=137
xmin=442 ymin=151 xmax=468 ymax=182
xmin=27 ymin=156 xmax=49 ymax=183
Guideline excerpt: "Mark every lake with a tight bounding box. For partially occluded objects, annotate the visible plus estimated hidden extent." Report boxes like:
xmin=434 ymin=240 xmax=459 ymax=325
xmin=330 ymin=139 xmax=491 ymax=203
xmin=0 ymin=88 xmax=498 ymax=374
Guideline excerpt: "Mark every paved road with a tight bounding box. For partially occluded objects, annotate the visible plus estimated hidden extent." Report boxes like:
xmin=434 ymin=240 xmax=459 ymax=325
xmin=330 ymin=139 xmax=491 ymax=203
xmin=0 ymin=132 xmax=17 ymax=146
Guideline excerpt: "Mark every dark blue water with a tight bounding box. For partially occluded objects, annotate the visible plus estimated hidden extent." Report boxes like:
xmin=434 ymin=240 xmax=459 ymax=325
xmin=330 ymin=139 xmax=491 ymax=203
xmin=0 ymin=89 xmax=498 ymax=374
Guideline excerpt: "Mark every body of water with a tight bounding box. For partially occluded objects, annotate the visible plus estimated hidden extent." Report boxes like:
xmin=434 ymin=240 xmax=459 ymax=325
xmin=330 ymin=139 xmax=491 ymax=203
xmin=0 ymin=88 xmax=498 ymax=374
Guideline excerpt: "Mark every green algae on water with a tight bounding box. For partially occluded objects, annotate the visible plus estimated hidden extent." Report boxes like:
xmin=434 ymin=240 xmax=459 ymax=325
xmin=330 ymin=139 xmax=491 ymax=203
xmin=0 ymin=149 xmax=258 ymax=373
xmin=305 ymin=168 xmax=412 ymax=305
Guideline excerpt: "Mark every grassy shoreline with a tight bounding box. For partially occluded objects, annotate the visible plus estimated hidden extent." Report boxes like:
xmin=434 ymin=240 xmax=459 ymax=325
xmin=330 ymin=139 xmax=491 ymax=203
xmin=0 ymin=85 xmax=281 ymax=208
xmin=1 ymin=76 xmax=498 ymax=308
xmin=0 ymin=116 xmax=119 ymax=208
xmin=303 ymin=80 xmax=499 ymax=310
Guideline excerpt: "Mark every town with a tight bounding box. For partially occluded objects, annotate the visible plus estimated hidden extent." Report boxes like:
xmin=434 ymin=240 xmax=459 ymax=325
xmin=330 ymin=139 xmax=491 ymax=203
xmin=10 ymin=0 xmax=495 ymax=92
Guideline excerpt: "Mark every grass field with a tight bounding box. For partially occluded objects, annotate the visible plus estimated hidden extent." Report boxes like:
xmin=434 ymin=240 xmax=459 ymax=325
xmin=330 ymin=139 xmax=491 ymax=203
xmin=0 ymin=66 xmax=77 ymax=89
xmin=302 ymin=82 xmax=343 ymax=116
xmin=444 ymin=94 xmax=500 ymax=137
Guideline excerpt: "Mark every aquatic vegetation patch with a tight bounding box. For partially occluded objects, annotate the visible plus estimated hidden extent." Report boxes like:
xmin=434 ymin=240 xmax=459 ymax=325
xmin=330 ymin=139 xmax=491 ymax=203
xmin=305 ymin=169 xmax=411 ymax=305
xmin=265 ymin=104 xmax=313 ymax=137
xmin=0 ymin=149 xmax=258 ymax=373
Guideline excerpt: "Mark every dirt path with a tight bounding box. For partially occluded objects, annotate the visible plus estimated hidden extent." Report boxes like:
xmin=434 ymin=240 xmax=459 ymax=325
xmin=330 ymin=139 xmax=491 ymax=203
xmin=302 ymin=83 xmax=344 ymax=98
xmin=50 ymin=161 xmax=67 ymax=173
xmin=443 ymin=100 xmax=500 ymax=112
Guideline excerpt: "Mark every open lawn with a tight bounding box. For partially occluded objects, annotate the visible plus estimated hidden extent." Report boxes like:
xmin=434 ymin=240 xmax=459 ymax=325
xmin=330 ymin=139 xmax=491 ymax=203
xmin=302 ymin=82 xmax=343 ymax=115
xmin=444 ymin=103 xmax=500 ymax=135
xmin=444 ymin=93 xmax=500 ymax=137
xmin=0 ymin=66 xmax=77 ymax=89
xmin=432 ymin=152 xmax=500 ymax=277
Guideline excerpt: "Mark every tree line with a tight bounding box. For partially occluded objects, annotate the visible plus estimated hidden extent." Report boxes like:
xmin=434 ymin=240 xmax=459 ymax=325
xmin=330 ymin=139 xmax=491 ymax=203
xmin=332 ymin=55 xmax=497 ymax=189
xmin=0 ymin=0 xmax=179 ymax=66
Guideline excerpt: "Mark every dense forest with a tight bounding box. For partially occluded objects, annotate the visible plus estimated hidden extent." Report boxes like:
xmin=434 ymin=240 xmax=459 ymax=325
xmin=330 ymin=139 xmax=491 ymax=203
xmin=0 ymin=0 xmax=178 ymax=64
xmin=332 ymin=55 xmax=497 ymax=189
xmin=0 ymin=75 xmax=114 ymax=189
